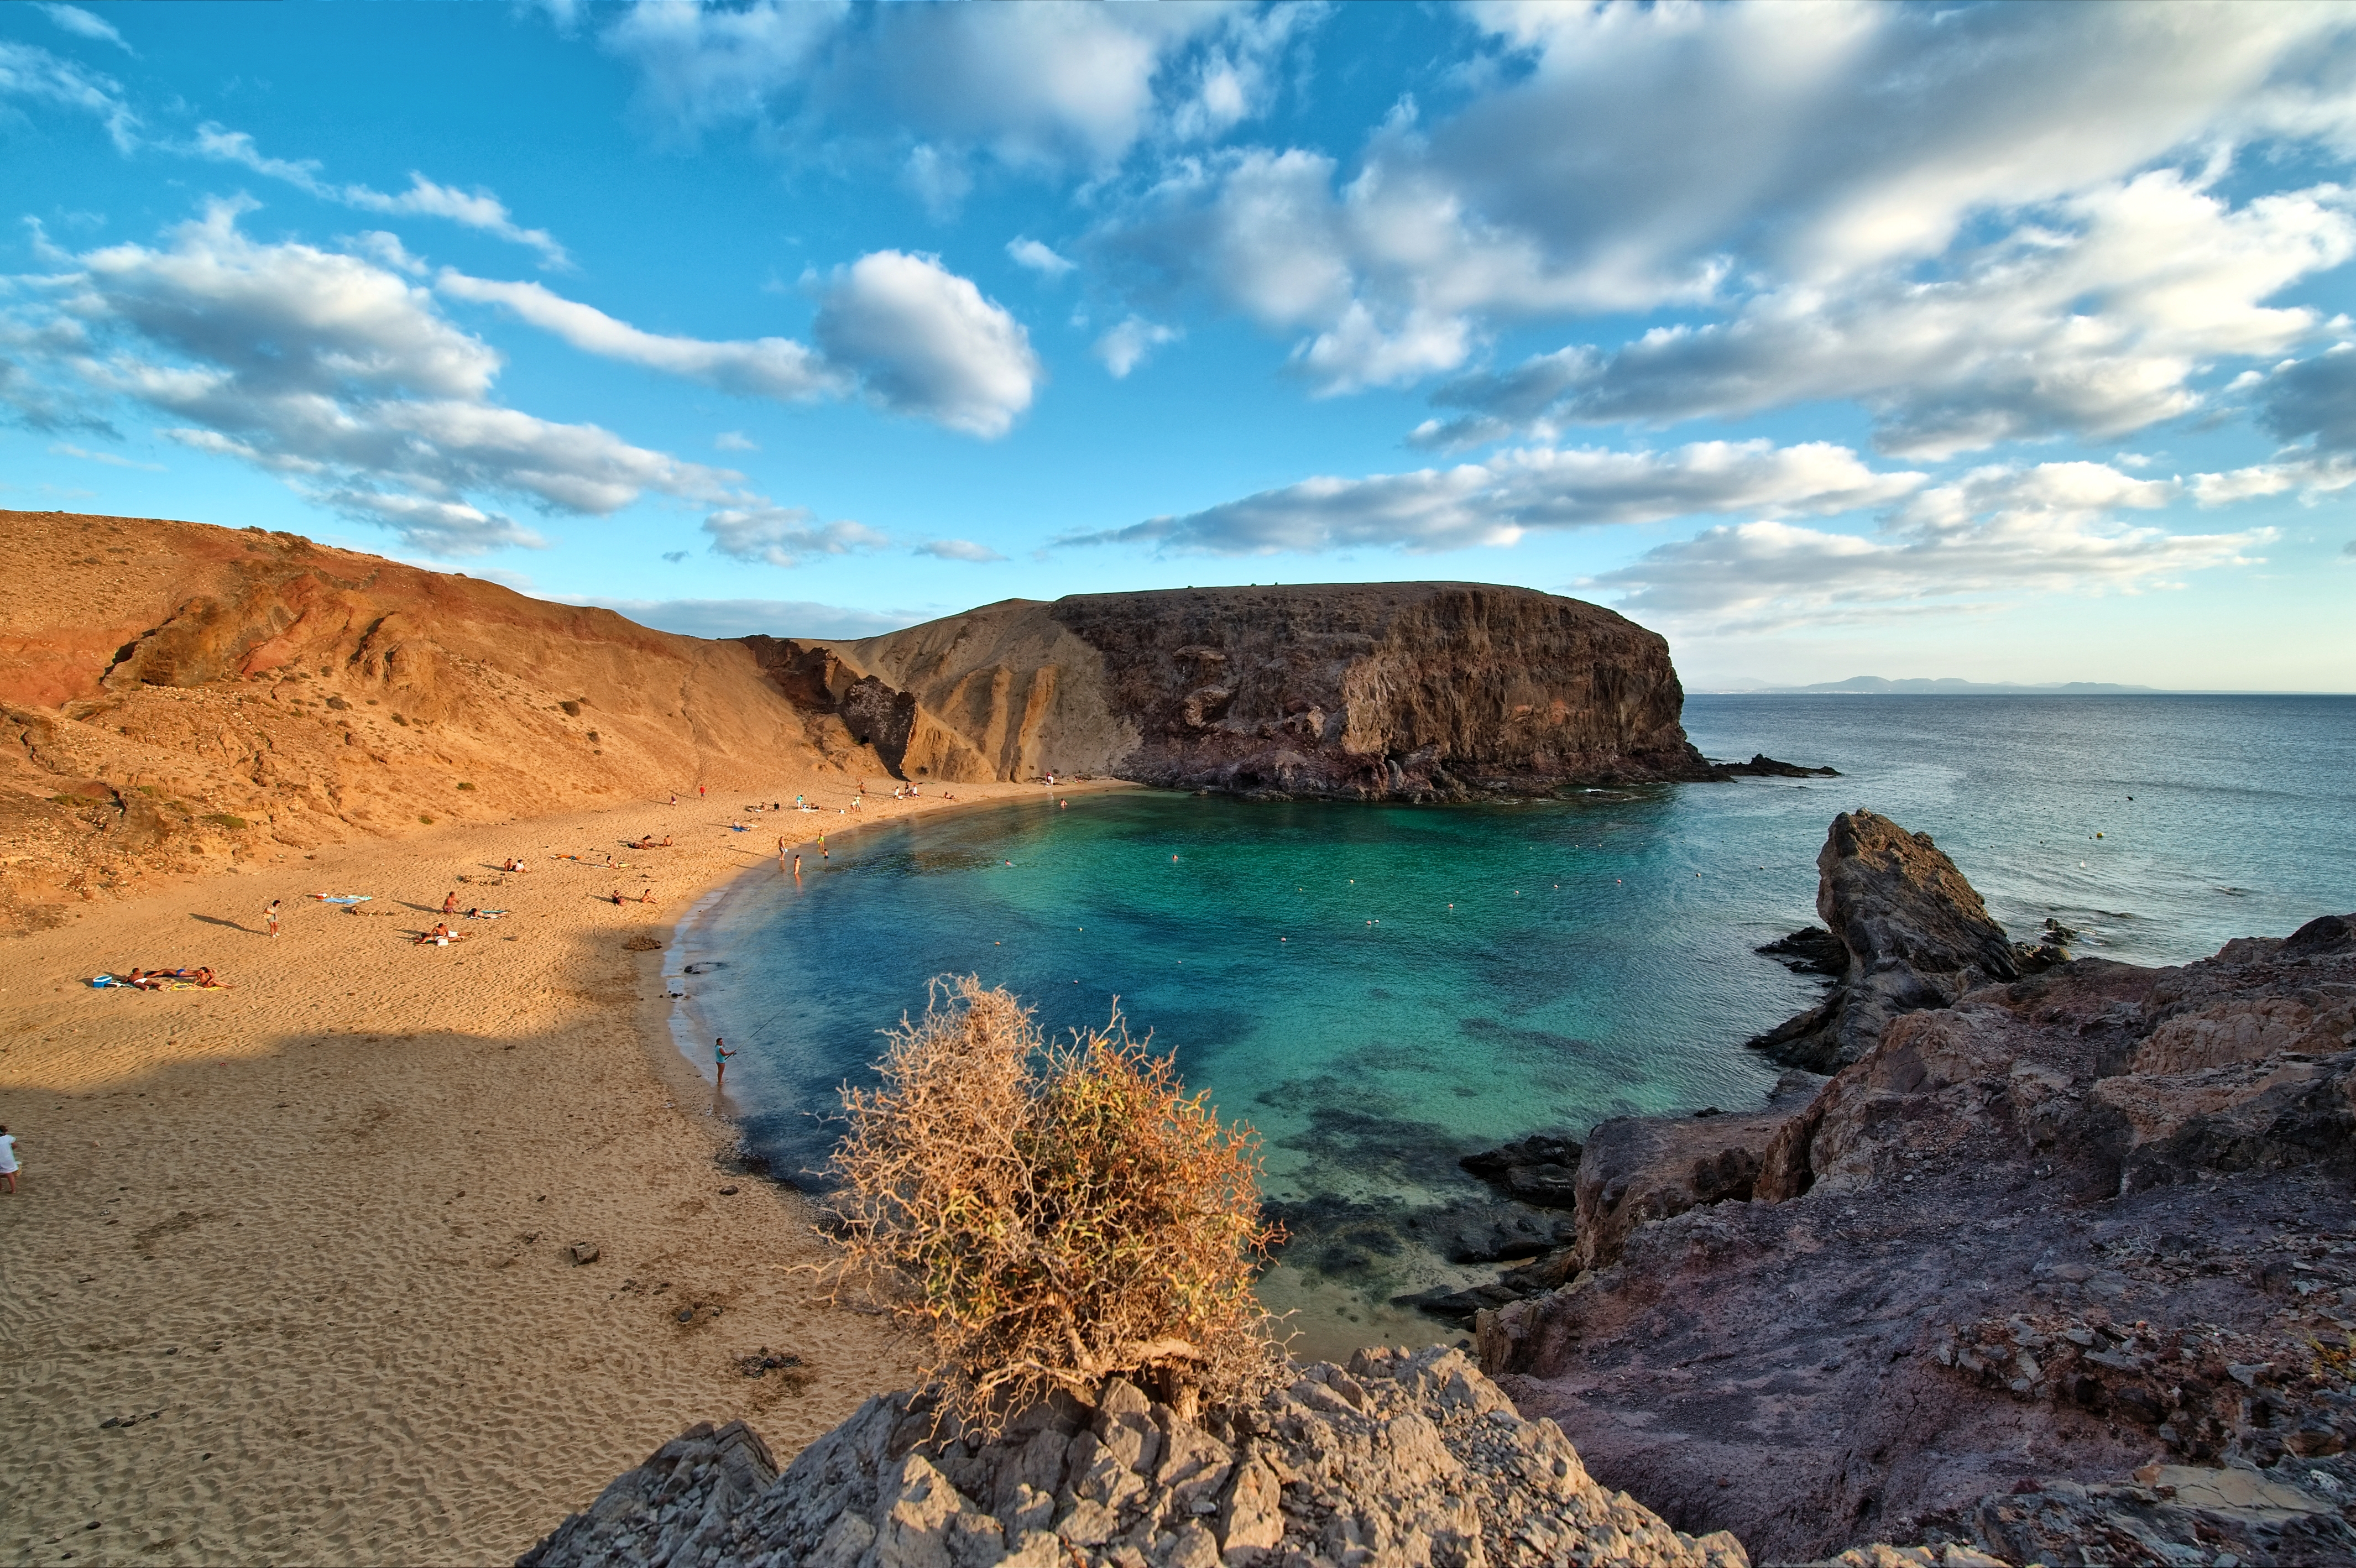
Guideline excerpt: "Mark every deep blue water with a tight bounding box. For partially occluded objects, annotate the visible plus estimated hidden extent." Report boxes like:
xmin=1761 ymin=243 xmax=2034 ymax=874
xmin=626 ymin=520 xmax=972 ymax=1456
xmin=672 ymin=694 xmax=2355 ymax=1352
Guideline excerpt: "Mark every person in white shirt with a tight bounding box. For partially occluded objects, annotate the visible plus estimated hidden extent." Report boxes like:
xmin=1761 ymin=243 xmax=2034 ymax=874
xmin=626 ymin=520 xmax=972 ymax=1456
xmin=0 ymin=1125 xmax=19 ymax=1193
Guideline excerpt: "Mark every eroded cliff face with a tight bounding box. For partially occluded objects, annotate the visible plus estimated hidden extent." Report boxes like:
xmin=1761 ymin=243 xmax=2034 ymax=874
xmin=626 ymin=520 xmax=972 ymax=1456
xmin=763 ymin=584 xmax=1710 ymax=798
xmin=0 ymin=510 xmax=881 ymax=930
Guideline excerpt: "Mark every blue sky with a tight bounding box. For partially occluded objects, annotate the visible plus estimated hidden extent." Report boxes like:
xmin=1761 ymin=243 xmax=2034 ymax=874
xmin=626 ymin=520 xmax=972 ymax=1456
xmin=4 ymin=1 xmax=2354 ymax=689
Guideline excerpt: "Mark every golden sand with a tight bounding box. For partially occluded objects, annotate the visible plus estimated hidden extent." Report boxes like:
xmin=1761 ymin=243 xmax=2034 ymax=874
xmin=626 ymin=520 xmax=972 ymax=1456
xmin=0 ymin=776 xmax=1067 ymax=1565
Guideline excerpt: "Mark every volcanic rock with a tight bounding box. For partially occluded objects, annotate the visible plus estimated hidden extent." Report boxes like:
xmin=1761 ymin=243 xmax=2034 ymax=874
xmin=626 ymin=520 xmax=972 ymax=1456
xmin=1573 ymin=1076 xmax=1826 ymax=1271
xmin=1460 ymin=1133 xmax=1585 ymax=1209
xmin=1745 ymin=811 xmax=2021 ymax=1073
xmin=1475 ymin=887 xmax=2356 ymax=1561
xmin=752 ymin=584 xmax=1718 ymax=799
xmin=519 ymin=1347 xmax=1750 ymax=1568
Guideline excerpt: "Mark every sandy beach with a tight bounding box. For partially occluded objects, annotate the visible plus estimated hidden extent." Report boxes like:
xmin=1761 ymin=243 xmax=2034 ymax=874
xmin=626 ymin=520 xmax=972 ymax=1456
xmin=0 ymin=775 xmax=1078 ymax=1566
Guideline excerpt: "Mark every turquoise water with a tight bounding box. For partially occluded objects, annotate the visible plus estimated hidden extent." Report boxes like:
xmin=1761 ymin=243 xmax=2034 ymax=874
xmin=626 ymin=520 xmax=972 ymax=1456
xmin=673 ymin=694 xmax=2356 ymax=1350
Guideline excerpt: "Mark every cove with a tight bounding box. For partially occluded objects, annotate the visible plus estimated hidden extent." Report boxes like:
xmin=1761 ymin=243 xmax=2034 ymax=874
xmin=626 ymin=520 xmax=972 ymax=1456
xmin=672 ymin=693 xmax=2356 ymax=1357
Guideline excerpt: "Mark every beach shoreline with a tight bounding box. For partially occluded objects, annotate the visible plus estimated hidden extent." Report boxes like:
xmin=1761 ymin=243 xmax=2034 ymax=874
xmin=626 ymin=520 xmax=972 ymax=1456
xmin=0 ymin=772 xmax=1108 ymax=1566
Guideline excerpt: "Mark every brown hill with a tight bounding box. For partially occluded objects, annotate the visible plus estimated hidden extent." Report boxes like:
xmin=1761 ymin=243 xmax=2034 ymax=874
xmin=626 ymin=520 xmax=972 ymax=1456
xmin=0 ymin=509 xmax=881 ymax=932
xmin=755 ymin=583 xmax=1711 ymax=800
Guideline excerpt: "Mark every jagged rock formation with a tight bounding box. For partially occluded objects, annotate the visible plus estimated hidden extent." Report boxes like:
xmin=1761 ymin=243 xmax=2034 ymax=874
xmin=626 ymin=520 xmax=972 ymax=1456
xmin=1569 ymin=1074 xmax=1826 ymax=1272
xmin=0 ymin=511 xmax=886 ymax=931
xmin=1745 ymin=811 xmax=2029 ymax=1073
xmin=1459 ymin=810 xmax=2356 ymax=1559
xmin=754 ymin=585 xmax=1722 ymax=800
xmin=520 ymin=1347 xmax=1749 ymax=1568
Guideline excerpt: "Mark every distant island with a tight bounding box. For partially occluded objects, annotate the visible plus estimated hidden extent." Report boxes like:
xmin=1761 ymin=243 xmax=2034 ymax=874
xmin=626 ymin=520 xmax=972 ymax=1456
xmin=1702 ymin=676 xmax=2162 ymax=695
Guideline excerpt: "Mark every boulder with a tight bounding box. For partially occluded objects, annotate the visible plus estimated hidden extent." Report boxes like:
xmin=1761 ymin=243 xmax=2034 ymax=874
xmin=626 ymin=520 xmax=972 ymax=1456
xmin=518 ymin=1347 xmax=1751 ymax=1568
xmin=1574 ymin=1080 xmax=1821 ymax=1269
xmin=1748 ymin=811 xmax=2020 ymax=1072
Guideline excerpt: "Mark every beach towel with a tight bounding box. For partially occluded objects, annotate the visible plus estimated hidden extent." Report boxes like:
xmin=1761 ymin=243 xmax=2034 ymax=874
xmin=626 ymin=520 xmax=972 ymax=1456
xmin=312 ymin=894 xmax=372 ymax=905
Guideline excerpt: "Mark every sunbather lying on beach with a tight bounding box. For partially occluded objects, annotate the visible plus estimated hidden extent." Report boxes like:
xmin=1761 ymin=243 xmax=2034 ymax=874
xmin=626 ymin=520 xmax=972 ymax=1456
xmin=414 ymin=922 xmax=464 ymax=946
xmin=464 ymin=908 xmax=508 ymax=919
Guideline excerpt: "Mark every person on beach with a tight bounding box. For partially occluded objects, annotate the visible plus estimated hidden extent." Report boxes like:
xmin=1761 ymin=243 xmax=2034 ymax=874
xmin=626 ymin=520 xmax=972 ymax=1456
xmin=265 ymin=899 xmax=281 ymax=938
xmin=818 ymin=832 xmax=828 ymax=860
xmin=415 ymin=922 xmax=456 ymax=945
xmin=698 ymin=785 xmax=706 ymax=799
xmin=669 ymin=792 xmax=677 ymax=807
xmin=610 ymin=888 xmax=626 ymax=906
xmin=639 ymin=890 xmax=656 ymax=905
xmin=713 ymin=1038 xmax=736 ymax=1093
xmin=0 ymin=1124 xmax=18 ymax=1193
xmin=442 ymin=891 xmax=459 ymax=916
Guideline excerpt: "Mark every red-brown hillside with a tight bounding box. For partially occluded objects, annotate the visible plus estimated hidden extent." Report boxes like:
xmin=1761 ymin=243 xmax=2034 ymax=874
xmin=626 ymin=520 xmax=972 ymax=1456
xmin=0 ymin=509 xmax=876 ymax=931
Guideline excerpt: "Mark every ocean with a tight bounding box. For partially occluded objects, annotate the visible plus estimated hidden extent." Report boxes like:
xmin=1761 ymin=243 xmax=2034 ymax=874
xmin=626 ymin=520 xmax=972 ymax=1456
xmin=670 ymin=694 xmax=2355 ymax=1355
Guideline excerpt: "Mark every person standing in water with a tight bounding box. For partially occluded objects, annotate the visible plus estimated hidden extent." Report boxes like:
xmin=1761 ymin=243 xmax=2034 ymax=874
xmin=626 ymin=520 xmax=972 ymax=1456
xmin=818 ymin=832 xmax=827 ymax=860
xmin=713 ymin=1037 xmax=736 ymax=1108
xmin=792 ymin=853 xmax=802 ymax=879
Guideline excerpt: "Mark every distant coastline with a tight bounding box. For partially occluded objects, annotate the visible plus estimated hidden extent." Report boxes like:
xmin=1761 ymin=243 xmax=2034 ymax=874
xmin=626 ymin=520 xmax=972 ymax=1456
xmin=1691 ymin=678 xmax=2353 ymax=696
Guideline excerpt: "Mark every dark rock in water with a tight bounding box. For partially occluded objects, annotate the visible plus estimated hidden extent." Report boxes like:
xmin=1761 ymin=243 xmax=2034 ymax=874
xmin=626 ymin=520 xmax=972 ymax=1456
xmin=1757 ymin=924 xmax=1845 ymax=975
xmin=518 ymin=1349 xmax=1747 ymax=1568
xmin=1460 ymin=1133 xmax=1584 ymax=1209
xmin=1391 ymin=1280 xmax=1531 ymax=1323
xmin=1746 ymin=809 xmax=2021 ymax=1073
xmin=1711 ymin=753 xmax=1840 ymax=778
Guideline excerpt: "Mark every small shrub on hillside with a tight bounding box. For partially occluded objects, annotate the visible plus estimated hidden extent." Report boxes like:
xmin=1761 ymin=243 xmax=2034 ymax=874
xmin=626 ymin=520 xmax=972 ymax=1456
xmin=830 ymin=976 xmax=1284 ymax=1429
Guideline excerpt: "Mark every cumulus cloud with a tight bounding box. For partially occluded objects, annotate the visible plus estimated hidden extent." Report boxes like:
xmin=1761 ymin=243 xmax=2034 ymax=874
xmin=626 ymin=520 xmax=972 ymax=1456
xmin=703 ymin=505 xmax=889 ymax=568
xmin=43 ymin=5 xmax=131 ymax=53
xmin=574 ymin=595 xmax=922 ymax=641
xmin=811 ymin=250 xmax=1040 ymax=437
xmin=598 ymin=1 xmax=1297 ymax=173
xmin=0 ymin=38 xmax=136 ymax=148
xmin=1007 ymin=237 xmax=1076 ymax=278
xmin=1585 ymin=461 xmax=2274 ymax=633
xmin=1103 ymin=4 xmax=2356 ymax=399
xmin=4 ymin=201 xmax=787 ymax=556
xmin=1418 ymin=171 xmax=2356 ymax=458
xmin=187 ymin=126 xmax=570 ymax=266
xmin=913 ymin=537 xmax=1006 ymax=563
xmin=1094 ymin=315 xmax=1179 ymax=379
xmin=1069 ymin=439 xmax=1924 ymax=556
xmin=438 ymin=271 xmax=839 ymax=401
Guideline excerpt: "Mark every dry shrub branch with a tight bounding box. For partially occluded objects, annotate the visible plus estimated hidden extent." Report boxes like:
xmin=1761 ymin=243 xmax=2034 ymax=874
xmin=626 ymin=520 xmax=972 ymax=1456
xmin=829 ymin=975 xmax=1286 ymax=1428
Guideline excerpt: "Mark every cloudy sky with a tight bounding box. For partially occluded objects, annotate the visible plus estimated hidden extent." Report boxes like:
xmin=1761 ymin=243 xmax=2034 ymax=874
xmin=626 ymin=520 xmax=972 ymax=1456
xmin=4 ymin=1 xmax=2354 ymax=688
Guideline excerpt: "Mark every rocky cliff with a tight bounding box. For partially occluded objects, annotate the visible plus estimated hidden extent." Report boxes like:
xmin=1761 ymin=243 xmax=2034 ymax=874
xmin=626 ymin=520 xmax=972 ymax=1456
xmin=755 ymin=584 xmax=1717 ymax=800
xmin=520 ymin=1347 xmax=1753 ymax=1568
xmin=0 ymin=510 xmax=882 ymax=931
xmin=1456 ymin=814 xmax=2356 ymax=1561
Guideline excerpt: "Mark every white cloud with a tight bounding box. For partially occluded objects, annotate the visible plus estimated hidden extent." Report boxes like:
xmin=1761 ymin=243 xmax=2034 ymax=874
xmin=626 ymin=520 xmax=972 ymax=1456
xmin=0 ymin=38 xmax=136 ymax=149
xmin=187 ymin=126 xmax=570 ymax=267
xmin=49 ymin=440 xmax=161 ymax=471
xmin=714 ymin=430 xmax=758 ymax=452
xmin=1420 ymin=171 xmax=2356 ymax=458
xmin=576 ymin=595 xmax=923 ymax=641
xmin=1007 ymin=237 xmax=1076 ymax=278
xmin=7 ymin=201 xmax=790 ymax=557
xmin=811 ymin=250 xmax=1040 ymax=438
xmin=703 ymin=506 xmax=889 ymax=568
xmin=598 ymin=1 xmax=1283 ymax=172
xmin=1094 ymin=315 xmax=1179 ymax=379
xmin=1585 ymin=461 xmax=2275 ymax=633
xmin=1103 ymin=5 xmax=2356 ymax=401
xmin=43 ymin=5 xmax=131 ymax=53
xmin=914 ymin=537 xmax=1006 ymax=563
xmin=438 ymin=271 xmax=839 ymax=401
xmin=1069 ymin=439 xmax=1924 ymax=556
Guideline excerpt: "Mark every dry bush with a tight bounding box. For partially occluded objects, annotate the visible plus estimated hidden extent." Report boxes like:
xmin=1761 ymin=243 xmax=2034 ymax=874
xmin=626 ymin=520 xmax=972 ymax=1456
xmin=829 ymin=975 xmax=1286 ymax=1427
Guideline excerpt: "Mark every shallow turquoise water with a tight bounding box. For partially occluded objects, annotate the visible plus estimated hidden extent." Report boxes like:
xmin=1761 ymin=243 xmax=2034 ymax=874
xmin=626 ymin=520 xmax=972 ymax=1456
xmin=673 ymin=694 xmax=2356 ymax=1349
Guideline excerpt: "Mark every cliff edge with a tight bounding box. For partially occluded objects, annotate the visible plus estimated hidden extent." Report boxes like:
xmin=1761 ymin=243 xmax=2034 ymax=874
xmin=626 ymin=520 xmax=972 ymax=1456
xmin=752 ymin=583 xmax=1715 ymax=800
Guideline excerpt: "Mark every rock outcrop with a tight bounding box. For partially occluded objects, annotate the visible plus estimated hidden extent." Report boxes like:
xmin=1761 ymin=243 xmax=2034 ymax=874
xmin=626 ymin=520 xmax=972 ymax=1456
xmin=1466 ymin=810 xmax=2356 ymax=1559
xmin=1744 ymin=811 xmax=2026 ymax=1073
xmin=756 ymin=585 xmax=1723 ymax=799
xmin=0 ymin=511 xmax=880 ymax=932
xmin=521 ymin=1347 xmax=1749 ymax=1568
